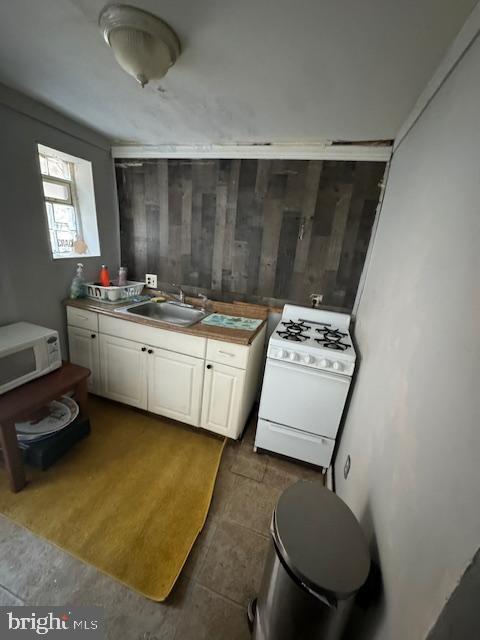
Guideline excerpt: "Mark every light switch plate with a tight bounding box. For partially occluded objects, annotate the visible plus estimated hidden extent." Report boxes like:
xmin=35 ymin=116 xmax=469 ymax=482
xmin=145 ymin=274 xmax=157 ymax=288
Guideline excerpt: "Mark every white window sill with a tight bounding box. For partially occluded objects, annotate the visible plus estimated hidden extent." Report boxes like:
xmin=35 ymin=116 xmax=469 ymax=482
xmin=52 ymin=252 xmax=101 ymax=261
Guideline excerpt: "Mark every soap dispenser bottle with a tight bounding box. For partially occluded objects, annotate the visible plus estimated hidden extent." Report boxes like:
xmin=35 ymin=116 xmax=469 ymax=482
xmin=70 ymin=263 xmax=86 ymax=299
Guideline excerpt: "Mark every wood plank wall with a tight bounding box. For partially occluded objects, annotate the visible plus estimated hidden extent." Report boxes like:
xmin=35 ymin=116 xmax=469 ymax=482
xmin=116 ymin=159 xmax=386 ymax=311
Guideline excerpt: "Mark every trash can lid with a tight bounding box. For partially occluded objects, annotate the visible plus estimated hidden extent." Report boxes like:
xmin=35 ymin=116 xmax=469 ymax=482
xmin=273 ymin=481 xmax=370 ymax=600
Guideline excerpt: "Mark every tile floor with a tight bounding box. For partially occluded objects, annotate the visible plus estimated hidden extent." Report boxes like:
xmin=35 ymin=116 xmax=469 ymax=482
xmin=0 ymin=406 xmax=323 ymax=639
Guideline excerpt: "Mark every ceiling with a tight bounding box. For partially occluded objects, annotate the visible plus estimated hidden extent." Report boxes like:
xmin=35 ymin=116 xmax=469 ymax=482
xmin=0 ymin=0 xmax=476 ymax=145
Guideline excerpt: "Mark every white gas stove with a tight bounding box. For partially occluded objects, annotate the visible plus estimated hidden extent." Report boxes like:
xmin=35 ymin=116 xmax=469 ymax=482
xmin=268 ymin=306 xmax=355 ymax=376
xmin=255 ymin=305 xmax=356 ymax=470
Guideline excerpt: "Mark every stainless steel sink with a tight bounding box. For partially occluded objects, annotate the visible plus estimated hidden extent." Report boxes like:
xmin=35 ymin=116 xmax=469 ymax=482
xmin=115 ymin=301 xmax=209 ymax=327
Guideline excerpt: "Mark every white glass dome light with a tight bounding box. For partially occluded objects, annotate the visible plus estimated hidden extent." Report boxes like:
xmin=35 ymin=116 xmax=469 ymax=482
xmin=99 ymin=4 xmax=181 ymax=88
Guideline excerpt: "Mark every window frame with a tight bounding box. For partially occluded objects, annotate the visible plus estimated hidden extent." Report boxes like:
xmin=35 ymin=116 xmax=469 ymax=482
xmin=37 ymin=145 xmax=101 ymax=261
xmin=42 ymin=175 xmax=74 ymax=206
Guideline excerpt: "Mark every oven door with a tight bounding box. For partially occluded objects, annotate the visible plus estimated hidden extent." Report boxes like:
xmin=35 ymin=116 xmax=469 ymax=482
xmin=259 ymin=358 xmax=350 ymax=439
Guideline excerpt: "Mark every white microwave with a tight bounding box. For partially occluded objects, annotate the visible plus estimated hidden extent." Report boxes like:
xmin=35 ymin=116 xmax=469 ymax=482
xmin=0 ymin=322 xmax=62 ymax=395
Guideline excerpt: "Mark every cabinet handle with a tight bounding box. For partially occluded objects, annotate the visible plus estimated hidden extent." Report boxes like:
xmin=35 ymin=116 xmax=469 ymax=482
xmin=91 ymin=334 xmax=96 ymax=339
xmin=148 ymin=349 xmax=153 ymax=354
xmin=218 ymin=350 xmax=234 ymax=357
xmin=141 ymin=347 xmax=146 ymax=352
xmin=206 ymin=364 xmax=213 ymax=369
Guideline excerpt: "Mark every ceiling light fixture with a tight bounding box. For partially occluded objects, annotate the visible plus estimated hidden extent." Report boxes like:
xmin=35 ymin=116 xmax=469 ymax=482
xmin=99 ymin=4 xmax=181 ymax=88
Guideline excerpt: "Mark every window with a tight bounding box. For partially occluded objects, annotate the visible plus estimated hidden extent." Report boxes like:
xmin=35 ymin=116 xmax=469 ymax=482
xmin=38 ymin=144 xmax=101 ymax=260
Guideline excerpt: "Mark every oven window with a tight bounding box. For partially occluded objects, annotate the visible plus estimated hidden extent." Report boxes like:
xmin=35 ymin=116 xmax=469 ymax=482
xmin=0 ymin=348 xmax=37 ymax=386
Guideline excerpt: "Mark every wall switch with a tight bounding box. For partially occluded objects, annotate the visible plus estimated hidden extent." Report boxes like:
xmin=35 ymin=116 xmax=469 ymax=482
xmin=145 ymin=274 xmax=157 ymax=288
xmin=344 ymin=455 xmax=351 ymax=480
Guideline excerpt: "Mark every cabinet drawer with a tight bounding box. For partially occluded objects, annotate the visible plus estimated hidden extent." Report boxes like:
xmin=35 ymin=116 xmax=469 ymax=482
xmin=67 ymin=306 xmax=98 ymax=332
xmin=255 ymin=418 xmax=334 ymax=468
xmin=206 ymin=339 xmax=249 ymax=369
xmin=99 ymin=315 xmax=206 ymax=358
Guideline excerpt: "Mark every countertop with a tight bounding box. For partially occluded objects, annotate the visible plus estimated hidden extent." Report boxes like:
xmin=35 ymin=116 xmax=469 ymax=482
xmin=65 ymin=297 xmax=269 ymax=346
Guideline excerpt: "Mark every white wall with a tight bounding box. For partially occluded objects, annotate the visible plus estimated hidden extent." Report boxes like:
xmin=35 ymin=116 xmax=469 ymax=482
xmin=0 ymin=84 xmax=120 ymax=353
xmin=335 ymin=29 xmax=480 ymax=640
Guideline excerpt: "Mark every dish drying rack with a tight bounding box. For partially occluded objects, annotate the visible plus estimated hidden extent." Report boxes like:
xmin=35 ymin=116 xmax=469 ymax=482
xmin=85 ymin=281 xmax=144 ymax=303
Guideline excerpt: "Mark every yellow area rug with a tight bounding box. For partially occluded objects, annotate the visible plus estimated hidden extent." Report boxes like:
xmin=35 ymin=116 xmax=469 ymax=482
xmin=0 ymin=397 xmax=225 ymax=600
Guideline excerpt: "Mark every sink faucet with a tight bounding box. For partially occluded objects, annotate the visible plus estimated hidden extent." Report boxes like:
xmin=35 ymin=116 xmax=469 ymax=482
xmin=171 ymin=283 xmax=185 ymax=304
xmin=198 ymin=293 xmax=208 ymax=311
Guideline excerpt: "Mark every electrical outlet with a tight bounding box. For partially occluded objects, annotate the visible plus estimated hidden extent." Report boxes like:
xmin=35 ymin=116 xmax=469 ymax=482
xmin=309 ymin=293 xmax=324 ymax=308
xmin=145 ymin=274 xmax=157 ymax=289
xmin=344 ymin=455 xmax=351 ymax=480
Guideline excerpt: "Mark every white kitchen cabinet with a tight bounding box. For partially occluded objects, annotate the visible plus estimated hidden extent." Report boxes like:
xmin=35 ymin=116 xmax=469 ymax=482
xmin=99 ymin=333 xmax=148 ymax=409
xmin=68 ymin=326 xmax=101 ymax=394
xmin=147 ymin=347 xmax=204 ymax=427
xmin=201 ymin=361 xmax=246 ymax=437
xmin=67 ymin=305 xmax=266 ymax=439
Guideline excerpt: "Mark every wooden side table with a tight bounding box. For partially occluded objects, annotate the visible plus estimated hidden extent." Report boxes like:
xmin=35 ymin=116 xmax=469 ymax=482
xmin=0 ymin=362 xmax=90 ymax=492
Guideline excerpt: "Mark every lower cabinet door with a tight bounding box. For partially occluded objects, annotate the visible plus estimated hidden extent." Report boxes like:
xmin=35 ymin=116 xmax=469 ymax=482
xmin=68 ymin=326 xmax=100 ymax=393
xmin=201 ymin=362 xmax=245 ymax=438
xmin=99 ymin=334 xmax=147 ymax=409
xmin=147 ymin=347 xmax=204 ymax=427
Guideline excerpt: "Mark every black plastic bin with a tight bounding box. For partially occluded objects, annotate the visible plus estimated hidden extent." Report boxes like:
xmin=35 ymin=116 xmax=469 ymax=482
xmin=23 ymin=415 xmax=90 ymax=470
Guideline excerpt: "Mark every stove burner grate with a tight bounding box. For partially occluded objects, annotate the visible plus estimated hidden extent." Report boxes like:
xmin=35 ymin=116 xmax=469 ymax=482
xmin=276 ymin=320 xmax=311 ymax=342
xmin=281 ymin=320 xmax=311 ymax=333
xmin=276 ymin=331 xmax=309 ymax=342
xmin=314 ymin=326 xmax=350 ymax=351
xmin=315 ymin=327 xmax=347 ymax=339
xmin=315 ymin=339 xmax=349 ymax=351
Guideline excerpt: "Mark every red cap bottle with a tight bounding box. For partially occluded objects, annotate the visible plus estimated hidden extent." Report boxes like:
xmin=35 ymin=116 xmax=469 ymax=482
xmin=99 ymin=265 xmax=110 ymax=287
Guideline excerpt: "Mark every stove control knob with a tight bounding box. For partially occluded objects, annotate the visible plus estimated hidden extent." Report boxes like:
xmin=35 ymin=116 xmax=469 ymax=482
xmin=277 ymin=349 xmax=286 ymax=359
xmin=304 ymin=354 xmax=315 ymax=365
xmin=288 ymin=352 xmax=298 ymax=362
xmin=320 ymin=358 xmax=331 ymax=368
xmin=333 ymin=361 xmax=343 ymax=372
